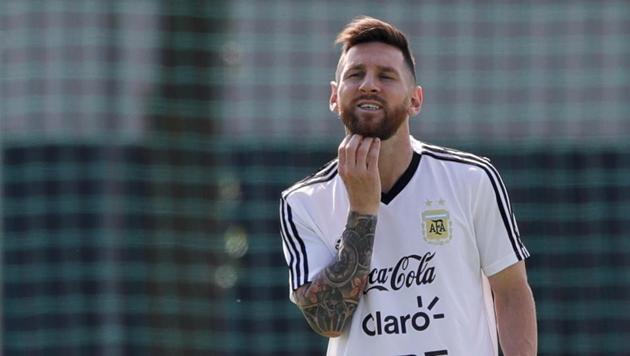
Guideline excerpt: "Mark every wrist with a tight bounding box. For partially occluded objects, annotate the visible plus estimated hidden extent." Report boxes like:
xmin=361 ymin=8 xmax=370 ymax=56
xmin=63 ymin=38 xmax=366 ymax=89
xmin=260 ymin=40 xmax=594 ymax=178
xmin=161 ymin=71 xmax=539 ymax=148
xmin=346 ymin=211 xmax=378 ymax=231
xmin=348 ymin=204 xmax=379 ymax=216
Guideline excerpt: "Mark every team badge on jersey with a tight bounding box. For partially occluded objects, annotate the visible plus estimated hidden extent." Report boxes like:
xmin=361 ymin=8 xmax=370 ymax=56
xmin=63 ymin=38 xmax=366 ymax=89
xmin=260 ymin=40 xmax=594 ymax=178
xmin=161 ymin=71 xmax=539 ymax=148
xmin=422 ymin=208 xmax=452 ymax=245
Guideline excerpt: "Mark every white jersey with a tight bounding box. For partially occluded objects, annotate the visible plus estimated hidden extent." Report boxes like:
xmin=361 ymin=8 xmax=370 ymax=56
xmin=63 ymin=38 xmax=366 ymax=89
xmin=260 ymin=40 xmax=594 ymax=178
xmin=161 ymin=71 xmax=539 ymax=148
xmin=279 ymin=137 xmax=529 ymax=356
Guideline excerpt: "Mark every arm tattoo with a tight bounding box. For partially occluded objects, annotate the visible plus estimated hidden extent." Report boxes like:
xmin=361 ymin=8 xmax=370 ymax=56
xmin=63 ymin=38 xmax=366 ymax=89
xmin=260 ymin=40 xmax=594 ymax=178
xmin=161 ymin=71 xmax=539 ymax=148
xmin=294 ymin=211 xmax=377 ymax=337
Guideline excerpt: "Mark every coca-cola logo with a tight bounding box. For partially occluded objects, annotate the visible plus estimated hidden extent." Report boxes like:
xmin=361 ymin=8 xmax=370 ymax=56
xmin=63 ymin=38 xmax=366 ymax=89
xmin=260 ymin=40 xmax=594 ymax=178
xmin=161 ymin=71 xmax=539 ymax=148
xmin=365 ymin=252 xmax=436 ymax=293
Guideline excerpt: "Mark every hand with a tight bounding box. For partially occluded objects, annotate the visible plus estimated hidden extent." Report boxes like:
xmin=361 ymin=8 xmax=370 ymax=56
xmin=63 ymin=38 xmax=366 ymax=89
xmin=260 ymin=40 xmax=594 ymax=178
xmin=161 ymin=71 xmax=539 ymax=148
xmin=338 ymin=134 xmax=381 ymax=215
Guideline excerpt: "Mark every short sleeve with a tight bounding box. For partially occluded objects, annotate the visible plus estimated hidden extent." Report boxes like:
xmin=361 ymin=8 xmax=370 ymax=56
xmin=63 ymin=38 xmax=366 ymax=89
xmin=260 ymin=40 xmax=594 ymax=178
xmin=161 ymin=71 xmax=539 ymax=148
xmin=279 ymin=196 xmax=335 ymax=301
xmin=473 ymin=165 xmax=530 ymax=277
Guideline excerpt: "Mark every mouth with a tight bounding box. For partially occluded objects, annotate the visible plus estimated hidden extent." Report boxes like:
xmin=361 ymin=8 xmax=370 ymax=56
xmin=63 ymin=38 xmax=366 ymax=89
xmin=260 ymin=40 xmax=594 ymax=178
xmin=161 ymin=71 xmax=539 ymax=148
xmin=356 ymin=101 xmax=383 ymax=111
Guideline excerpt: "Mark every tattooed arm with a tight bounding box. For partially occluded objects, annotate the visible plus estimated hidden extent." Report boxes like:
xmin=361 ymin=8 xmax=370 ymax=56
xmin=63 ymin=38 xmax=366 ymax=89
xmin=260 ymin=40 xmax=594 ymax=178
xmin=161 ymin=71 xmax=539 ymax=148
xmin=293 ymin=135 xmax=382 ymax=337
xmin=293 ymin=211 xmax=376 ymax=337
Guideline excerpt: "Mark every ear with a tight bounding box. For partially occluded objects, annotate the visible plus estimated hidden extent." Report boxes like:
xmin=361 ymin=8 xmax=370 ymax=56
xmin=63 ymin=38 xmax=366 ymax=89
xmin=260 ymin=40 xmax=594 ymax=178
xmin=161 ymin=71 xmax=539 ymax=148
xmin=408 ymin=85 xmax=423 ymax=117
xmin=329 ymin=81 xmax=339 ymax=113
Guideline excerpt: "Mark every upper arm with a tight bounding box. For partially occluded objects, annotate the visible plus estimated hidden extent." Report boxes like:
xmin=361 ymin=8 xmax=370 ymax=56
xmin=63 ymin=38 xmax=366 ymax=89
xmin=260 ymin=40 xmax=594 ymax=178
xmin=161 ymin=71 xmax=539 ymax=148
xmin=279 ymin=196 xmax=334 ymax=299
xmin=487 ymin=261 xmax=531 ymax=296
xmin=489 ymin=262 xmax=538 ymax=355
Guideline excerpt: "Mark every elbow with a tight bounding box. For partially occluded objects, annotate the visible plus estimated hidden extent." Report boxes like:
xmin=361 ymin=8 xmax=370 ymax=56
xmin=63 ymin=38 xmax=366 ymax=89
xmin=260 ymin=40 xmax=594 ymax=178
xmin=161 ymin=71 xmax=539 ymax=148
xmin=293 ymin=283 xmax=355 ymax=338
xmin=300 ymin=310 xmax=349 ymax=338
xmin=296 ymin=302 xmax=350 ymax=338
xmin=317 ymin=330 xmax=343 ymax=338
xmin=309 ymin=325 xmax=345 ymax=338
xmin=325 ymin=331 xmax=344 ymax=338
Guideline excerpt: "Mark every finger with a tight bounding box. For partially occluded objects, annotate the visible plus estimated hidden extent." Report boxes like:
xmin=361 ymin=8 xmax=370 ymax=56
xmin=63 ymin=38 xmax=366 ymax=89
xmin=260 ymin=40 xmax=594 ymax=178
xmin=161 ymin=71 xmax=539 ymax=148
xmin=345 ymin=134 xmax=362 ymax=168
xmin=356 ymin=137 xmax=374 ymax=170
xmin=337 ymin=135 xmax=351 ymax=169
xmin=366 ymin=138 xmax=380 ymax=172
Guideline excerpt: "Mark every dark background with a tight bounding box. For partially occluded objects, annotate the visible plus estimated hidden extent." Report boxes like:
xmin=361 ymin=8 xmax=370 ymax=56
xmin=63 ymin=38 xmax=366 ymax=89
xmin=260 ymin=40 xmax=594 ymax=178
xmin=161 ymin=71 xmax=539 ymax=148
xmin=2 ymin=1 xmax=629 ymax=355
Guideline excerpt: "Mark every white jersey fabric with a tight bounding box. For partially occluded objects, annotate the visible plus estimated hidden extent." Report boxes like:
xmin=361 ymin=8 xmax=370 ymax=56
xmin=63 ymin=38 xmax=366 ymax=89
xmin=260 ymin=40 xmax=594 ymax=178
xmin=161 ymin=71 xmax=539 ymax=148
xmin=280 ymin=137 xmax=530 ymax=356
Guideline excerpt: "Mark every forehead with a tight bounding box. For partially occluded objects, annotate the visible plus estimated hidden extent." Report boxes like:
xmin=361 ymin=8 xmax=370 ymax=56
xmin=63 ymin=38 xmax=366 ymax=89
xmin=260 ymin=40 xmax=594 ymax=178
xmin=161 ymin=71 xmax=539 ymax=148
xmin=342 ymin=42 xmax=406 ymax=72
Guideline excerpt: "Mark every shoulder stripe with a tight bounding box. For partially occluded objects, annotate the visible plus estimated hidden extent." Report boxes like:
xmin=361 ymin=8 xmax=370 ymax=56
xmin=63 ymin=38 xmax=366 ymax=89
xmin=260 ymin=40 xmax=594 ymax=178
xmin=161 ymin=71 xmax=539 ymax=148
xmin=279 ymin=199 xmax=298 ymax=290
xmin=423 ymin=144 xmax=513 ymax=213
xmin=279 ymin=197 xmax=309 ymax=290
xmin=279 ymin=159 xmax=338 ymax=289
xmin=421 ymin=146 xmax=528 ymax=260
xmin=422 ymin=143 xmax=491 ymax=163
xmin=296 ymin=159 xmax=338 ymax=185
xmin=282 ymin=159 xmax=338 ymax=199
xmin=286 ymin=201 xmax=309 ymax=287
xmin=422 ymin=149 xmax=524 ymax=260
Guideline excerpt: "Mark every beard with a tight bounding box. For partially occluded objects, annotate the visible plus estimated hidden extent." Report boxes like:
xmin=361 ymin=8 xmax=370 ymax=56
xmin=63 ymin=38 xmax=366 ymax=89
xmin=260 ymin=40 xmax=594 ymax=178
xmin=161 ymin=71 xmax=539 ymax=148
xmin=339 ymin=96 xmax=409 ymax=140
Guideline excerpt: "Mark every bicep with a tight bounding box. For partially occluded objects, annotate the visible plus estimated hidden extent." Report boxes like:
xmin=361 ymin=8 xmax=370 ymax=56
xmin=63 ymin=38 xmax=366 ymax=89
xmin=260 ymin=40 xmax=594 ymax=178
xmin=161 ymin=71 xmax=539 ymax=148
xmin=488 ymin=261 xmax=530 ymax=296
xmin=488 ymin=261 xmax=538 ymax=354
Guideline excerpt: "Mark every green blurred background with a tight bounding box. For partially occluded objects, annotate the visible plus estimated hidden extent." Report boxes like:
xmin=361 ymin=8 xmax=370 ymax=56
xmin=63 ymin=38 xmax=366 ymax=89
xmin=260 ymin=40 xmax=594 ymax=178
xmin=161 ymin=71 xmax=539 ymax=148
xmin=1 ymin=1 xmax=629 ymax=355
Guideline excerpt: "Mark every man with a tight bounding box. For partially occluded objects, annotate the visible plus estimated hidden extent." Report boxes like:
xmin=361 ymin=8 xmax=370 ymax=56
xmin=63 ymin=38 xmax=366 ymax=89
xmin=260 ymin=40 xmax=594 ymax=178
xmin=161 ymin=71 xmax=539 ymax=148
xmin=279 ymin=16 xmax=537 ymax=356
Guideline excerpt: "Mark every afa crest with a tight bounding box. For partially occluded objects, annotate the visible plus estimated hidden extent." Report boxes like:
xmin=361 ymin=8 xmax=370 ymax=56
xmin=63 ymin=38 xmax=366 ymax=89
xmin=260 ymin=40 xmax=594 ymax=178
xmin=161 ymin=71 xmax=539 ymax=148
xmin=422 ymin=209 xmax=452 ymax=245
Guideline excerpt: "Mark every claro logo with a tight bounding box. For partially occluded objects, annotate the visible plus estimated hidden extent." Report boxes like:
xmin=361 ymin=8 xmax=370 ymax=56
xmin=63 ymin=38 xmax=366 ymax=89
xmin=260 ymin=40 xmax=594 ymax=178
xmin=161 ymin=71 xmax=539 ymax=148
xmin=362 ymin=295 xmax=444 ymax=336
xmin=365 ymin=252 xmax=436 ymax=293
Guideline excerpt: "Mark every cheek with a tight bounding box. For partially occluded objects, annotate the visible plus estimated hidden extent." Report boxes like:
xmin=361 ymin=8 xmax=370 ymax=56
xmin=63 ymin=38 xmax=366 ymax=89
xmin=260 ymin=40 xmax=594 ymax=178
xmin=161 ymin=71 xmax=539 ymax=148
xmin=339 ymin=81 xmax=360 ymax=93
xmin=338 ymin=84 xmax=353 ymax=94
xmin=338 ymin=89 xmax=355 ymax=106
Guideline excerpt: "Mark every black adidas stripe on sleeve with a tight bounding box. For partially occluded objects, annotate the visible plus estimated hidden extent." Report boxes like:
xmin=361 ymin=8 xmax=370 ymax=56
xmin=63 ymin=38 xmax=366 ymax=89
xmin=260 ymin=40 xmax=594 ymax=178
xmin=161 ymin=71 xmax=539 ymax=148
xmin=422 ymin=145 xmax=529 ymax=260
xmin=280 ymin=197 xmax=310 ymax=290
xmin=282 ymin=159 xmax=338 ymax=199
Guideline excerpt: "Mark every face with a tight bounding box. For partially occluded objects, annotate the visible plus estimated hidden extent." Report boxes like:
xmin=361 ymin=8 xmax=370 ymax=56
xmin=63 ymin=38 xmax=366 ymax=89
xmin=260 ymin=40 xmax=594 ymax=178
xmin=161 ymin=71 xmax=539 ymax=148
xmin=330 ymin=42 xmax=422 ymax=140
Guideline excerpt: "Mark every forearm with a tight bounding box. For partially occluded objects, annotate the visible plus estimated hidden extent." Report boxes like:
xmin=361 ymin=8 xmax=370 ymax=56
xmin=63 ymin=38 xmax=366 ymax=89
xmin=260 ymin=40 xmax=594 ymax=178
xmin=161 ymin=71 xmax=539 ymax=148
xmin=495 ymin=283 xmax=538 ymax=356
xmin=293 ymin=211 xmax=376 ymax=337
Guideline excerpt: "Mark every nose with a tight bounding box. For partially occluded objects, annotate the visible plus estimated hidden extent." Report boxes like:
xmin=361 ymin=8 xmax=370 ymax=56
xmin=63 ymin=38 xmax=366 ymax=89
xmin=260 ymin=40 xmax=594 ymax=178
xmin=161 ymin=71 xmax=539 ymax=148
xmin=358 ymin=74 xmax=380 ymax=93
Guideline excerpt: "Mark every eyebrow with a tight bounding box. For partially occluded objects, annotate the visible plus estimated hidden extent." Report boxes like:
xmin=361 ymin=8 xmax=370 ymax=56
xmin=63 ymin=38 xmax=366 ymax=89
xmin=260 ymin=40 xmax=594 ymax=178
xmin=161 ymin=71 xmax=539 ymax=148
xmin=345 ymin=64 xmax=400 ymax=74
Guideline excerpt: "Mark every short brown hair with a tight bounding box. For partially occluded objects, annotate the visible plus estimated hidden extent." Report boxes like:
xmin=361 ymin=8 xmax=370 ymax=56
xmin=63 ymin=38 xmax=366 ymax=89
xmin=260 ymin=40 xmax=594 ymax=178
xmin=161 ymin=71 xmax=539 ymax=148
xmin=335 ymin=16 xmax=416 ymax=82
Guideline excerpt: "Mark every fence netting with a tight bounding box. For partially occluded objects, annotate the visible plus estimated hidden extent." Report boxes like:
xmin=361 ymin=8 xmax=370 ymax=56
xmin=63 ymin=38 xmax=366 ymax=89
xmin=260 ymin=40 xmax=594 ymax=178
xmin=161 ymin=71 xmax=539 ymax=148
xmin=2 ymin=1 xmax=629 ymax=355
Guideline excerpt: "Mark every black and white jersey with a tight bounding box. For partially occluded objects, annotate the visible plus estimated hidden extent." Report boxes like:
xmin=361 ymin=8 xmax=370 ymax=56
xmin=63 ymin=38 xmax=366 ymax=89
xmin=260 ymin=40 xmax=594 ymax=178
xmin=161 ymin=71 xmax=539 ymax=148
xmin=280 ymin=136 xmax=530 ymax=356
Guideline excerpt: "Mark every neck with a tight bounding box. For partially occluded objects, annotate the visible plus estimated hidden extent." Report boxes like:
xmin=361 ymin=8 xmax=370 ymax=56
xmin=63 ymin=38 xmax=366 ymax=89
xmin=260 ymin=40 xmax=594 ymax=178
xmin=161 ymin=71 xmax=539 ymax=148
xmin=378 ymin=128 xmax=413 ymax=194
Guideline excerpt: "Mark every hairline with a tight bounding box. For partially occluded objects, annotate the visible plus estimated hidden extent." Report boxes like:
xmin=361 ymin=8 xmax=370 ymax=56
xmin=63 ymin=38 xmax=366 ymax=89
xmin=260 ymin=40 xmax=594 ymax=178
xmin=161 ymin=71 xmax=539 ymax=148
xmin=334 ymin=42 xmax=417 ymax=87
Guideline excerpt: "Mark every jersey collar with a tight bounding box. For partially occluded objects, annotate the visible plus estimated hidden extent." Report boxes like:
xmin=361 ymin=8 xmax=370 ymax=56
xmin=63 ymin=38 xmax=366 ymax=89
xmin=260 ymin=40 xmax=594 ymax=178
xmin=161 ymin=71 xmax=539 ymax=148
xmin=380 ymin=151 xmax=421 ymax=205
